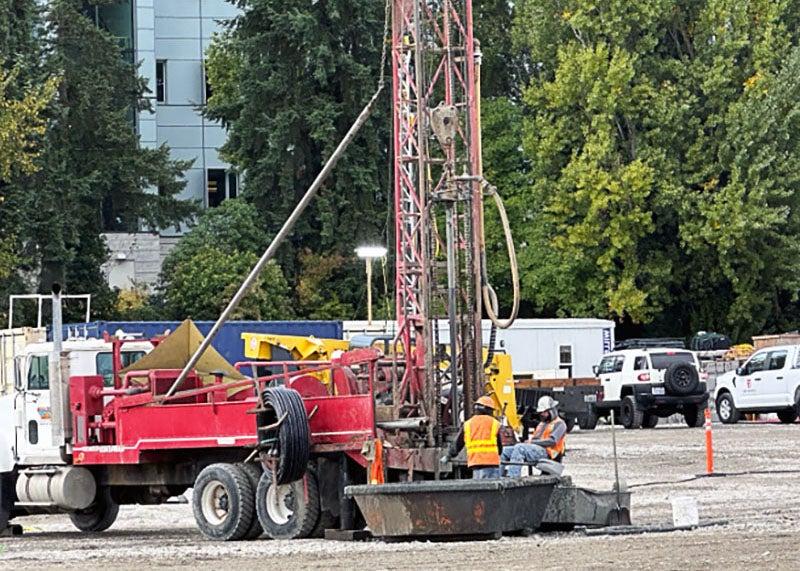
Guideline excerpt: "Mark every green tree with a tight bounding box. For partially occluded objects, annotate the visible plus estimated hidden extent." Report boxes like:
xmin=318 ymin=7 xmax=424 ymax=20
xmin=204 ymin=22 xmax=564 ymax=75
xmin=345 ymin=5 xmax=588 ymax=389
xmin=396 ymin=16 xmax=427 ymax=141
xmin=506 ymin=0 xmax=800 ymax=339
xmin=161 ymin=198 xmax=293 ymax=320
xmin=204 ymin=0 xmax=389 ymax=318
xmin=164 ymin=246 xmax=292 ymax=320
xmin=3 ymin=0 xmax=194 ymax=314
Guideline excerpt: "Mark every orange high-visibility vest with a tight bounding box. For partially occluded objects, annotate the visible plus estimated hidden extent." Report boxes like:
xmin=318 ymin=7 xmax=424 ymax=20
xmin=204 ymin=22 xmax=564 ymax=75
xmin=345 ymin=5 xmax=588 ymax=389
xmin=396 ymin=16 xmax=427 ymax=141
xmin=464 ymin=415 xmax=500 ymax=467
xmin=536 ymin=418 xmax=566 ymax=459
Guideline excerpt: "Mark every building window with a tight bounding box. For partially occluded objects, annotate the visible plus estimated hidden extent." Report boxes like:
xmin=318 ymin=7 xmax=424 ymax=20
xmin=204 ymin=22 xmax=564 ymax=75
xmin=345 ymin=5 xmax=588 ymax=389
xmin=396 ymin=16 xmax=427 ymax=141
xmin=559 ymin=345 xmax=573 ymax=378
xmin=204 ymin=63 xmax=212 ymax=103
xmin=228 ymin=172 xmax=238 ymax=199
xmin=207 ymin=169 xmax=227 ymax=207
xmin=156 ymin=60 xmax=166 ymax=103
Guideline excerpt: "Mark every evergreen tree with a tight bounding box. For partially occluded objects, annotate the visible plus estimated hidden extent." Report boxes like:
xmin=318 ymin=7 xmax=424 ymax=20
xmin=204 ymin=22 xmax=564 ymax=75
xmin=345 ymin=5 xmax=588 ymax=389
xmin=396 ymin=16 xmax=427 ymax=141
xmin=4 ymin=0 xmax=194 ymax=315
xmin=205 ymin=0 xmax=389 ymax=318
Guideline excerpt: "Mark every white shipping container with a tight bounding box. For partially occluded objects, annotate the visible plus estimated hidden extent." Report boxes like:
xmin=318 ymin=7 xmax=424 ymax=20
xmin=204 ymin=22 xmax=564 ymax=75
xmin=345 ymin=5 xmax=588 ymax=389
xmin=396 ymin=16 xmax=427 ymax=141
xmin=343 ymin=318 xmax=615 ymax=378
xmin=0 ymin=327 xmax=46 ymax=394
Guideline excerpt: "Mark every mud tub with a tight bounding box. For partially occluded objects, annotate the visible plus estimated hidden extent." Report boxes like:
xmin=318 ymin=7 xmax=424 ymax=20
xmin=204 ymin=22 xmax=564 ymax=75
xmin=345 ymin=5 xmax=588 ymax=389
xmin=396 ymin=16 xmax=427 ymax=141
xmin=345 ymin=476 xmax=558 ymax=539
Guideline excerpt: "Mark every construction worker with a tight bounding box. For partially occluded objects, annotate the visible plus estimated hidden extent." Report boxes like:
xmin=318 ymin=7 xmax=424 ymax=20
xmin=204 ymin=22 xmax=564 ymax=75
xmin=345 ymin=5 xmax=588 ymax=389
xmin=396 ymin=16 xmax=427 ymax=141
xmin=502 ymin=396 xmax=566 ymax=477
xmin=443 ymin=395 xmax=502 ymax=479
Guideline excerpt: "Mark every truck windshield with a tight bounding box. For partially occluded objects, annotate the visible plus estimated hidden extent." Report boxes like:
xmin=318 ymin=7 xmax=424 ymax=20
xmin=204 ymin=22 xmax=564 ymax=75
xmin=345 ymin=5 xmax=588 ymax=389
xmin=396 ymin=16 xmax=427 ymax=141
xmin=97 ymin=351 xmax=147 ymax=387
xmin=650 ymin=352 xmax=694 ymax=370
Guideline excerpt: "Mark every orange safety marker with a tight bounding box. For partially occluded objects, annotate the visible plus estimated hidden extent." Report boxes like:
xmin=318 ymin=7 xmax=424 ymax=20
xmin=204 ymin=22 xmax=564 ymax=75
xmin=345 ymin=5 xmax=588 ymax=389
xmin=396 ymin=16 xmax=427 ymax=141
xmin=704 ymin=407 xmax=714 ymax=474
xmin=369 ymin=439 xmax=385 ymax=484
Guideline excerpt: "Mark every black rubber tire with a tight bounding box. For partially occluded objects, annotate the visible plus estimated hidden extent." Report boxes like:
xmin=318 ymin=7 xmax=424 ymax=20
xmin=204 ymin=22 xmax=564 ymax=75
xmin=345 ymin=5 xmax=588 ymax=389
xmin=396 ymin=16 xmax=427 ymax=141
xmin=260 ymin=387 xmax=310 ymax=485
xmin=643 ymin=414 xmax=659 ymax=428
xmin=239 ymin=463 xmax=265 ymax=539
xmin=192 ymin=463 xmax=255 ymax=541
xmin=716 ymin=392 xmax=740 ymax=424
xmin=0 ymin=472 xmax=14 ymax=530
xmin=563 ymin=415 xmax=576 ymax=433
xmin=256 ymin=468 xmax=320 ymax=540
xmin=620 ymin=396 xmax=643 ymax=429
xmin=69 ymin=487 xmax=119 ymax=533
xmin=683 ymin=404 xmax=705 ymax=428
xmin=664 ymin=362 xmax=699 ymax=396
xmin=577 ymin=408 xmax=599 ymax=430
xmin=777 ymin=408 xmax=798 ymax=424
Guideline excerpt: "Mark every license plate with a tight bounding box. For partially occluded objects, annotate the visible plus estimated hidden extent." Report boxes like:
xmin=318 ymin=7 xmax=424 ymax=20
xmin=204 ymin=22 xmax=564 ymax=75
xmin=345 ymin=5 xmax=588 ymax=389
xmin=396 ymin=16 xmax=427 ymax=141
xmin=584 ymin=394 xmax=597 ymax=403
xmin=652 ymin=387 xmax=666 ymax=395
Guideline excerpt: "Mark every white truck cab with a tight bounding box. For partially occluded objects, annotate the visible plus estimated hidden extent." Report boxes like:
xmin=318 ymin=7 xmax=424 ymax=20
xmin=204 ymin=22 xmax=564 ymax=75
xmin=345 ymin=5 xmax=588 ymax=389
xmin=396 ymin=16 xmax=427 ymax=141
xmin=0 ymin=338 xmax=152 ymax=472
xmin=591 ymin=348 xmax=709 ymax=429
xmin=714 ymin=344 xmax=800 ymax=424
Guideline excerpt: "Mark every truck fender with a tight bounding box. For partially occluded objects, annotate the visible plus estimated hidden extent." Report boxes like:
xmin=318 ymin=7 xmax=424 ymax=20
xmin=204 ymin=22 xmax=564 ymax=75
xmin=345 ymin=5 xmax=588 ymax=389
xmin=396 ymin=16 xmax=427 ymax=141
xmin=0 ymin=432 xmax=16 ymax=474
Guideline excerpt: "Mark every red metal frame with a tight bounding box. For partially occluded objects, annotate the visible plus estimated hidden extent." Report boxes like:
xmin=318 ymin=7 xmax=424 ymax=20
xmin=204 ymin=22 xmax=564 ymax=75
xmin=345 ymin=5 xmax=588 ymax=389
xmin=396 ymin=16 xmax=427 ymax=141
xmin=392 ymin=1 xmax=482 ymax=418
xmin=71 ymin=351 xmax=381 ymax=465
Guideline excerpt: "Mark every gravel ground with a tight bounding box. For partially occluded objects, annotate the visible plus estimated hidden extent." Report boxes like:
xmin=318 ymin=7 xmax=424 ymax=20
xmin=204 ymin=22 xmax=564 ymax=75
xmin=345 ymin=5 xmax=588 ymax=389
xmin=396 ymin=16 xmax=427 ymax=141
xmin=3 ymin=422 xmax=800 ymax=570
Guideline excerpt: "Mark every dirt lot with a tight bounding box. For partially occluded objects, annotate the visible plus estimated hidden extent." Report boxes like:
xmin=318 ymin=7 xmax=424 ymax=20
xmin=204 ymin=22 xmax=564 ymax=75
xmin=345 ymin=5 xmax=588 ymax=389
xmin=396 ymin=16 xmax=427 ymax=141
xmin=3 ymin=422 xmax=800 ymax=570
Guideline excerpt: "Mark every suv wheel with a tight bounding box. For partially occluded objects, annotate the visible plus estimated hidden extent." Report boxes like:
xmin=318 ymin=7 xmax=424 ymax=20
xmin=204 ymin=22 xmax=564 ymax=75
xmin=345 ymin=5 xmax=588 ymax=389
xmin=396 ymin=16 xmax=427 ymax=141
xmin=715 ymin=392 xmax=739 ymax=424
xmin=620 ymin=396 xmax=643 ymax=429
xmin=664 ymin=362 xmax=700 ymax=395
xmin=777 ymin=408 xmax=797 ymax=424
xmin=683 ymin=404 xmax=705 ymax=428
xmin=643 ymin=414 xmax=659 ymax=428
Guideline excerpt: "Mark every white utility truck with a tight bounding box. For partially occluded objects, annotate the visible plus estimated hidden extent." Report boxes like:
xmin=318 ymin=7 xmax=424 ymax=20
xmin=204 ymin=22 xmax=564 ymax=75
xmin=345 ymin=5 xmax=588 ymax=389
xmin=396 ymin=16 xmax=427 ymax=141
xmin=590 ymin=348 xmax=710 ymax=428
xmin=0 ymin=290 xmax=151 ymax=532
xmin=714 ymin=344 xmax=800 ymax=424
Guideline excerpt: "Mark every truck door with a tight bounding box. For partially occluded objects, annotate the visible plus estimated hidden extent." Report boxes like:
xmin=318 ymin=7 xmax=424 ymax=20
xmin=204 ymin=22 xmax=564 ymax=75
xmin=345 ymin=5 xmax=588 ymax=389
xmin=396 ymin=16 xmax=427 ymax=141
xmin=735 ymin=351 xmax=768 ymax=409
xmin=15 ymin=353 xmax=58 ymax=463
xmin=760 ymin=349 xmax=789 ymax=408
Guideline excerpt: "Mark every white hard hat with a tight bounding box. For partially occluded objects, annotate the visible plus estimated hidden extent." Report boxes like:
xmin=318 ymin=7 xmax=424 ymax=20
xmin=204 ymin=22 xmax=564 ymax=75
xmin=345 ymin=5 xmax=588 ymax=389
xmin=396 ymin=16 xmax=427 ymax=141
xmin=536 ymin=396 xmax=559 ymax=413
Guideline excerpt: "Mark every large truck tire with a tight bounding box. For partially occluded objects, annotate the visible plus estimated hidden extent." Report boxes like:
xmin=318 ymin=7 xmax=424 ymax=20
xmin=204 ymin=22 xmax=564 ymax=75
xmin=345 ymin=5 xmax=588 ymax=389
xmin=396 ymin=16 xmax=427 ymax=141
xmin=192 ymin=463 xmax=254 ymax=541
xmin=239 ymin=462 xmax=265 ymax=539
xmin=777 ymin=408 xmax=798 ymax=423
xmin=562 ymin=415 xmax=576 ymax=433
xmin=620 ymin=396 xmax=643 ymax=429
xmin=260 ymin=387 xmax=310 ymax=485
xmin=664 ymin=362 xmax=699 ymax=395
xmin=683 ymin=404 xmax=705 ymax=428
xmin=70 ymin=487 xmax=119 ymax=532
xmin=643 ymin=414 xmax=659 ymax=428
xmin=0 ymin=472 xmax=14 ymax=530
xmin=715 ymin=392 xmax=740 ymax=424
xmin=577 ymin=408 xmax=598 ymax=430
xmin=256 ymin=468 xmax=319 ymax=540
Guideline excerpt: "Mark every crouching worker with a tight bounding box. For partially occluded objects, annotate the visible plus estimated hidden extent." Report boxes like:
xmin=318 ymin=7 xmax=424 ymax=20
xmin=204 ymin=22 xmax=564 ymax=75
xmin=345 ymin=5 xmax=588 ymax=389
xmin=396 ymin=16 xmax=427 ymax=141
xmin=502 ymin=396 xmax=566 ymax=477
xmin=443 ymin=395 xmax=502 ymax=479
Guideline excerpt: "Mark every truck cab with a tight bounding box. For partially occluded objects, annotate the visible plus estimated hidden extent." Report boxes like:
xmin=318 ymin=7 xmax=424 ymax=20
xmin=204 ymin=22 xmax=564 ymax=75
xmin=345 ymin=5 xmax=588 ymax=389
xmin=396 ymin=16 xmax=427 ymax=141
xmin=591 ymin=348 xmax=709 ymax=429
xmin=0 ymin=338 xmax=152 ymax=472
xmin=714 ymin=344 xmax=800 ymax=424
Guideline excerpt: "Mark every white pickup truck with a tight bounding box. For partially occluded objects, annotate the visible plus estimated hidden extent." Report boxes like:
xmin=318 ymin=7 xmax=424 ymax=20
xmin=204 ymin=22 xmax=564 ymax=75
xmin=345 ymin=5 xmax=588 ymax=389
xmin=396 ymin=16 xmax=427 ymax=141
xmin=590 ymin=348 xmax=709 ymax=429
xmin=714 ymin=344 xmax=800 ymax=424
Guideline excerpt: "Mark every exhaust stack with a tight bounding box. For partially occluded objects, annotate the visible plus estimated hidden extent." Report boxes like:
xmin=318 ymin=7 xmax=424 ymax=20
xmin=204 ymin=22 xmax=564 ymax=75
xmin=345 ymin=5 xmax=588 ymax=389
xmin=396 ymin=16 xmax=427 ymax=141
xmin=49 ymin=283 xmax=70 ymax=454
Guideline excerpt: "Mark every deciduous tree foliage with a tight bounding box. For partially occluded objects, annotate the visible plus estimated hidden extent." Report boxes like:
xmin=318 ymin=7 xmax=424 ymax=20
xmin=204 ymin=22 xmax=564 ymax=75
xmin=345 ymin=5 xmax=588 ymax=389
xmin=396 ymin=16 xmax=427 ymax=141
xmin=204 ymin=0 xmax=389 ymax=318
xmin=0 ymin=0 xmax=193 ymax=319
xmin=501 ymin=0 xmax=800 ymax=339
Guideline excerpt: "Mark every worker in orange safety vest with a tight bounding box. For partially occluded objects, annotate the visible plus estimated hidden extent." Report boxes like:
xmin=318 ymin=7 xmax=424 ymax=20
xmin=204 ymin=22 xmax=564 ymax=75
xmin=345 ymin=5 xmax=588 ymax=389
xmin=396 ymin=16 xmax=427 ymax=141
xmin=442 ymin=395 xmax=502 ymax=479
xmin=501 ymin=396 xmax=566 ymax=477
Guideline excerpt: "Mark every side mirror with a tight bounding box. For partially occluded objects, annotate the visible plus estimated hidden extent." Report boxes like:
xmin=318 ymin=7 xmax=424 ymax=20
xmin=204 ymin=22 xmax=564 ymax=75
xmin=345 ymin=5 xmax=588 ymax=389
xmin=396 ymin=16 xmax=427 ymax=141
xmin=592 ymin=365 xmax=599 ymax=376
xmin=13 ymin=356 xmax=24 ymax=390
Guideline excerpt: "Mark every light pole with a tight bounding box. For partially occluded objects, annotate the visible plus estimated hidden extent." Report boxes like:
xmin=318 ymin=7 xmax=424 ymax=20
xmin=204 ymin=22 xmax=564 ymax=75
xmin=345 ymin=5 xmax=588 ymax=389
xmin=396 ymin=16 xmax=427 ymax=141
xmin=355 ymin=245 xmax=387 ymax=325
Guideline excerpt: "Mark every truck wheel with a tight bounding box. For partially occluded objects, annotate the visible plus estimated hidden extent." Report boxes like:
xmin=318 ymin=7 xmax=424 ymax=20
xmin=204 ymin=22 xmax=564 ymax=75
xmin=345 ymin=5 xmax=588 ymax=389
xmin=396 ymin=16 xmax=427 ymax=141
xmin=562 ymin=415 xmax=576 ymax=433
xmin=777 ymin=408 xmax=798 ymax=424
xmin=664 ymin=362 xmax=699 ymax=396
xmin=716 ymin=392 xmax=739 ymax=424
xmin=683 ymin=404 xmax=705 ymax=428
xmin=256 ymin=468 xmax=320 ymax=540
xmin=643 ymin=414 xmax=659 ymax=428
xmin=620 ymin=396 xmax=643 ymax=429
xmin=193 ymin=463 xmax=254 ymax=541
xmin=239 ymin=463 xmax=265 ymax=539
xmin=0 ymin=472 xmax=14 ymax=530
xmin=259 ymin=387 xmax=310 ymax=485
xmin=69 ymin=487 xmax=119 ymax=533
xmin=577 ymin=409 xmax=599 ymax=430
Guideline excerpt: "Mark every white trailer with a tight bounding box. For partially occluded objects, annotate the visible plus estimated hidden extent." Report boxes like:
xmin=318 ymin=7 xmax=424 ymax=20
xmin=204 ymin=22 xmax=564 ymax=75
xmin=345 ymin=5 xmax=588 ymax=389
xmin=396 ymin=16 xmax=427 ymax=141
xmin=343 ymin=318 xmax=615 ymax=378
